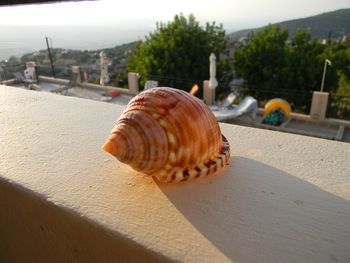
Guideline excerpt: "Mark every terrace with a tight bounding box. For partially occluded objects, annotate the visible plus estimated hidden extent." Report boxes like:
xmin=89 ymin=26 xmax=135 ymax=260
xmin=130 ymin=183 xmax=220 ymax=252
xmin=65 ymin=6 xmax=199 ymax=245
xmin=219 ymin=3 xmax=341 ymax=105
xmin=1 ymin=83 xmax=349 ymax=262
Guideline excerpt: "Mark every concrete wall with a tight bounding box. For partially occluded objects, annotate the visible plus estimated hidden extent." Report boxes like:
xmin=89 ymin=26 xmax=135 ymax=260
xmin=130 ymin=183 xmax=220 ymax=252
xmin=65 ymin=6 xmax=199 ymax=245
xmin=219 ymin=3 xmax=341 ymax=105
xmin=38 ymin=75 xmax=137 ymax=96
xmin=0 ymin=180 xmax=165 ymax=263
xmin=310 ymin=91 xmax=329 ymax=120
xmin=1 ymin=86 xmax=350 ymax=262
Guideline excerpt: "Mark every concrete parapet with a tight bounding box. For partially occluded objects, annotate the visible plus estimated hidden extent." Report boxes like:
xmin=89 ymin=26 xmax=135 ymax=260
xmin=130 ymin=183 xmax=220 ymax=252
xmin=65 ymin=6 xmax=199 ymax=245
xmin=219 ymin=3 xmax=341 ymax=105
xmin=203 ymin=80 xmax=215 ymax=105
xmin=310 ymin=91 xmax=329 ymax=120
xmin=127 ymin=72 xmax=139 ymax=95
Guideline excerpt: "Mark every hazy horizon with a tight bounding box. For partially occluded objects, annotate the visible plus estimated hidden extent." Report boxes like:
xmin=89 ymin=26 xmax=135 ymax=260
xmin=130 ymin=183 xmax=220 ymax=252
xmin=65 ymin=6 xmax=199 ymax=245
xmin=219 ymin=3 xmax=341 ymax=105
xmin=1 ymin=0 xmax=349 ymax=28
xmin=0 ymin=22 xmax=155 ymax=60
xmin=0 ymin=0 xmax=349 ymax=60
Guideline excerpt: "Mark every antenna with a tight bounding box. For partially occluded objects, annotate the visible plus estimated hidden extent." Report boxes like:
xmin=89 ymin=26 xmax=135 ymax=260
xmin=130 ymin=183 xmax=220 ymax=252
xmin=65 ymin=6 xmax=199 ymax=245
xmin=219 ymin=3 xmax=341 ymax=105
xmin=328 ymin=31 xmax=332 ymax=45
xmin=45 ymin=36 xmax=56 ymax=78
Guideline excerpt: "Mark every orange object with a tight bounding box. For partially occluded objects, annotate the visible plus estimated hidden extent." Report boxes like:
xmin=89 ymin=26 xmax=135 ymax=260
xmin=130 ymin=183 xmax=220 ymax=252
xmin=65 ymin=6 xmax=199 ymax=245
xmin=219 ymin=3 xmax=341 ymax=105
xmin=108 ymin=89 xmax=120 ymax=97
xmin=189 ymin=84 xmax=199 ymax=95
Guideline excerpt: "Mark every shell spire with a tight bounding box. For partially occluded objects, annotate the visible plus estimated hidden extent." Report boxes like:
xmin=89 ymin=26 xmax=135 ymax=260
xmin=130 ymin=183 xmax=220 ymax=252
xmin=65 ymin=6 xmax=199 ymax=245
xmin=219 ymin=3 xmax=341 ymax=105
xmin=103 ymin=87 xmax=230 ymax=183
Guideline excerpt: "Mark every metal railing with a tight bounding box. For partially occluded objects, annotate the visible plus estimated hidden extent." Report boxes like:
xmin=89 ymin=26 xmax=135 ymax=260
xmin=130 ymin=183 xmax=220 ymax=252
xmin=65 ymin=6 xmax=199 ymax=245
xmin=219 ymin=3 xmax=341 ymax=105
xmin=232 ymin=85 xmax=314 ymax=114
xmin=142 ymin=74 xmax=203 ymax=91
xmin=327 ymin=94 xmax=350 ymax=120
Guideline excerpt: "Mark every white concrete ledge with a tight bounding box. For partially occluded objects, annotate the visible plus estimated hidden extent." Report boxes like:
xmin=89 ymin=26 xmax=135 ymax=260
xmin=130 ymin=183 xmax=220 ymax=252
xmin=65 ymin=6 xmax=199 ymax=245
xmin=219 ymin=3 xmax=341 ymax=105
xmin=1 ymin=86 xmax=350 ymax=262
xmin=38 ymin=75 xmax=136 ymax=96
xmin=0 ymin=179 xmax=166 ymax=262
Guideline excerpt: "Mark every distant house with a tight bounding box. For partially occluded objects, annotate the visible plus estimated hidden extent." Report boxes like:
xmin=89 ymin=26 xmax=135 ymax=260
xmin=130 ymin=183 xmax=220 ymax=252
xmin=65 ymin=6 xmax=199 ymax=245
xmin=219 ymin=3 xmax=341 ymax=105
xmin=55 ymin=58 xmax=77 ymax=66
xmin=220 ymin=36 xmax=248 ymax=61
xmin=238 ymin=37 xmax=249 ymax=45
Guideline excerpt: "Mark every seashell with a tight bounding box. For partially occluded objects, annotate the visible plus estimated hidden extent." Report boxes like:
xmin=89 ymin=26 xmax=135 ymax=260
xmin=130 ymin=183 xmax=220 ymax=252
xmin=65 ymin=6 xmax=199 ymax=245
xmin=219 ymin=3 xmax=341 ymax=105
xmin=102 ymin=87 xmax=230 ymax=183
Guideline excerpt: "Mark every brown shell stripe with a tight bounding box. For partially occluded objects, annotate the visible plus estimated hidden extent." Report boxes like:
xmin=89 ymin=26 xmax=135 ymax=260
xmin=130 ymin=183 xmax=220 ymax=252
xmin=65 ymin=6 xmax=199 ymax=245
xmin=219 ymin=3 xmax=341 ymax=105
xmin=158 ymin=135 xmax=230 ymax=183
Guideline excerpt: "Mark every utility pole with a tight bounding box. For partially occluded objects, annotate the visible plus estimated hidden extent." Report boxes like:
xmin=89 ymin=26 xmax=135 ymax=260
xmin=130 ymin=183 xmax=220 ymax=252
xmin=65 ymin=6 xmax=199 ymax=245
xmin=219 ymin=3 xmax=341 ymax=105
xmin=320 ymin=59 xmax=331 ymax=92
xmin=45 ymin=37 xmax=56 ymax=78
xmin=327 ymin=31 xmax=332 ymax=45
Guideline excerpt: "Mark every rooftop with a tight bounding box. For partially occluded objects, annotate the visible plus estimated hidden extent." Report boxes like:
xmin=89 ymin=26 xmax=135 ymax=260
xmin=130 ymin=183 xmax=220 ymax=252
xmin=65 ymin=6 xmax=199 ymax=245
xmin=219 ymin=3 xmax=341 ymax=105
xmin=2 ymin=76 xmax=134 ymax=106
xmin=2 ymin=75 xmax=350 ymax=143
xmin=226 ymin=110 xmax=350 ymax=142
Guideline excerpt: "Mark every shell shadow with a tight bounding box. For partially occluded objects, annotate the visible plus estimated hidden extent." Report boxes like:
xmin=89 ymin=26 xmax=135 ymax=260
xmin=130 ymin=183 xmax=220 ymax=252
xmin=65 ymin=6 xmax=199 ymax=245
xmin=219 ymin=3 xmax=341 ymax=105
xmin=157 ymin=156 xmax=350 ymax=262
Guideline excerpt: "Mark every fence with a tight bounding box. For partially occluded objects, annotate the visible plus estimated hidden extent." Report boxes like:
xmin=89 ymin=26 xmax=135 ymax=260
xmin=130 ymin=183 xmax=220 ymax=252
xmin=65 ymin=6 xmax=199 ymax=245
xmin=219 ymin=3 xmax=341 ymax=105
xmin=139 ymin=75 xmax=350 ymax=121
xmin=327 ymin=94 xmax=350 ymax=120
xmin=142 ymin=74 xmax=203 ymax=92
xmin=232 ymin=85 xmax=314 ymax=114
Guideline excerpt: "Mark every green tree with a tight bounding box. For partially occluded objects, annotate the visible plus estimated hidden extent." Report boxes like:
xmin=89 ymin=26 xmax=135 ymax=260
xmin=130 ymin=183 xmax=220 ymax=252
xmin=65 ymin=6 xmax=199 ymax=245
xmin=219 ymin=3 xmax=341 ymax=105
xmin=322 ymin=40 xmax=350 ymax=119
xmin=321 ymin=40 xmax=350 ymax=94
xmin=233 ymin=25 xmax=290 ymax=101
xmin=127 ymin=14 xmax=228 ymax=92
xmin=233 ymin=25 xmax=350 ymax=117
xmin=287 ymin=29 xmax=325 ymax=107
xmin=234 ymin=26 xmax=328 ymax=111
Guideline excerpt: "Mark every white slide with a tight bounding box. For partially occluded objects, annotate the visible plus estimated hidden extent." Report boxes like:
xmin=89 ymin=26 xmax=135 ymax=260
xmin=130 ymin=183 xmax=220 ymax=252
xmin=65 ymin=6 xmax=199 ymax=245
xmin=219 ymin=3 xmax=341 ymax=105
xmin=210 ymin=96 xmax=258 ymax=121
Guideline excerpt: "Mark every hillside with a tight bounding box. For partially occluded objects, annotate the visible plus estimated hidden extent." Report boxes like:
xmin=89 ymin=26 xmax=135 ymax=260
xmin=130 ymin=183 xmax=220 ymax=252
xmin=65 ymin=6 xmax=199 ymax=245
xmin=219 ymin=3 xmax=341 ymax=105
xmin=228 ymin=8 xmax=350 ymax=41
xmin=0 ymin=41 xmax=140 ymax=83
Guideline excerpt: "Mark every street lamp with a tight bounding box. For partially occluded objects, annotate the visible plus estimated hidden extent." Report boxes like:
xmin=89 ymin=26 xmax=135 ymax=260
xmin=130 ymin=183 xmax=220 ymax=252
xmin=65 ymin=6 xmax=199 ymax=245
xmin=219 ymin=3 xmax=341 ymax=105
xmin=320 ymin=59 xmax=332 ymax=92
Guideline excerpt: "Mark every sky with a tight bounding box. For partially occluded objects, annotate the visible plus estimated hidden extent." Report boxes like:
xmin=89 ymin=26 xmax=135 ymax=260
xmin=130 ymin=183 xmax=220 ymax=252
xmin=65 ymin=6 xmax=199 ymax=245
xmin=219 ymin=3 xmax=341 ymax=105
xmin=0 ymin=0 xmax=349 ymax=30
xmin=0 ymin=0 xmax=349 ymax=58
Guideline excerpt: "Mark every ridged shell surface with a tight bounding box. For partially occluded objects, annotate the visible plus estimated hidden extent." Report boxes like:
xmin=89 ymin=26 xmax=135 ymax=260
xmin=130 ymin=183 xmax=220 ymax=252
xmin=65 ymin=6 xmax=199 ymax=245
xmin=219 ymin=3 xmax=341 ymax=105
xmin=103 ymin=87 xmax=230 ymax=183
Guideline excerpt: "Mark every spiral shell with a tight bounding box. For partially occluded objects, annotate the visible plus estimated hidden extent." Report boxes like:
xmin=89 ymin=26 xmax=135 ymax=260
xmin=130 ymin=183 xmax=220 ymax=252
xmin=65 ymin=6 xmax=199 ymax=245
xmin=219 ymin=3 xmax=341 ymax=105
xmin=103 ymin=87 xmax=230 ymax=183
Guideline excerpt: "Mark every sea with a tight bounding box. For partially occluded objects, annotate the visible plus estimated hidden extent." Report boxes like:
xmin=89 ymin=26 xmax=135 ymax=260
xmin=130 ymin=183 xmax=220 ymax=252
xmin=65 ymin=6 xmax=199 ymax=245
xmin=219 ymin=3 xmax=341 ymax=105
xmin=0 ymin=24 xmax=153 ymax=60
